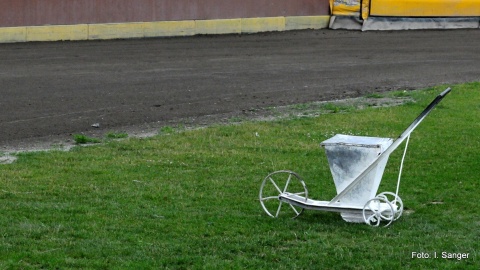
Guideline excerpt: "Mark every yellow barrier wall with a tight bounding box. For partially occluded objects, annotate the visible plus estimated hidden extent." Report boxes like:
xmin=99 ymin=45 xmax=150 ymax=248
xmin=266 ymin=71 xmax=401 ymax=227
xmin=0 ymin=27 xmax=27 ymax=43
xmin=241 ymin=17 xmax=285 ymax=33
xmin=144 ymin=21 xmax=196 ymax=37
xmin=196 ymin=19 xmax=242 ymax=35
xmin=285 ymin=16 xmax=330 ymax=30
xmin=370 ymin=0 xmax=480 ymax=17
xmin=0 ymin=16 xmax=330 ymax=43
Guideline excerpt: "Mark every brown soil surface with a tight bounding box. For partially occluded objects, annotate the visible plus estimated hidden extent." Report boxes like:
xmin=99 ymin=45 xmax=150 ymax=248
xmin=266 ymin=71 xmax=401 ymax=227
xmin=1 ymin=29 xmax=479 ymax=152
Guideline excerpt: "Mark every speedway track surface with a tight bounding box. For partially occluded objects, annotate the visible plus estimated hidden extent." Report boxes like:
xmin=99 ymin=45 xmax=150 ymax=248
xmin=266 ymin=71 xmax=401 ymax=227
xmin=1 ymin=29 xmax=479 ymax=150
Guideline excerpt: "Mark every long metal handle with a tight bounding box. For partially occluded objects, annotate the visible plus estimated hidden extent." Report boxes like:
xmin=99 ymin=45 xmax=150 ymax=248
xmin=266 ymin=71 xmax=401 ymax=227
xmin=328 ymin=87 xmax=451 ymax=205
xmin=397 ymin=87 xmax=451 ymax=139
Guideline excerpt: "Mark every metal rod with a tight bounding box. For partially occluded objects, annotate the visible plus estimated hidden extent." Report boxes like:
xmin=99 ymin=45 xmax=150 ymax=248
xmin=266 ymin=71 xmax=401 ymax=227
xmin=395 ymin=134 xmax=410 ymax=199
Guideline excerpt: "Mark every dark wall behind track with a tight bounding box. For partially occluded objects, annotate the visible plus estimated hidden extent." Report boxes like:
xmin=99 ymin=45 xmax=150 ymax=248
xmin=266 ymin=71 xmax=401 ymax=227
xmin=0 ymin=0 xmax=330 ymax=27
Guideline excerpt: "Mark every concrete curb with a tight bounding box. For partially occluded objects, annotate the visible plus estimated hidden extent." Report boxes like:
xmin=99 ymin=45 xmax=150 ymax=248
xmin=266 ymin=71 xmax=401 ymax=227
xmin=0 ymin=16 xmax=330 ymax=43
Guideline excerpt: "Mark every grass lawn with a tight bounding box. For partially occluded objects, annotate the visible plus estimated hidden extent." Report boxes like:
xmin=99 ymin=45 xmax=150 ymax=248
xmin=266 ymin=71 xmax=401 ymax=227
xmin=1 ymin=83 xmax=479 ymax=269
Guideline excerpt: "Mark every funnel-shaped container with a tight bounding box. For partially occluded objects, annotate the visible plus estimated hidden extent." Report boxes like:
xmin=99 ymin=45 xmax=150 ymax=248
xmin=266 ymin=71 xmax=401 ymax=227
xmin=321 ymin=134 xmax=393 ymax=222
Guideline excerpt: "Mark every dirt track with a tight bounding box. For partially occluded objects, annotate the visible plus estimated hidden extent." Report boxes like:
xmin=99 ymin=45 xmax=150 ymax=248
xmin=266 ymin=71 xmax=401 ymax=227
xmin=1 ymin=29 xmax=479 ymax=151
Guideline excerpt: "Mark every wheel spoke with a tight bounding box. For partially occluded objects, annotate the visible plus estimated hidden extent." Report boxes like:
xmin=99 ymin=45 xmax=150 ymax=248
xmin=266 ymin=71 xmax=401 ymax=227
xmin=283 ymin=174 xmax=292 ymax=193
xmin=368 ymin=206 xmax=381 ymax=226
xmin=373 ymin=215 xmax=380 ymax=226
xmin=269 ymin=177 xmax=283 ymax=194
xmin=275 ymin=202 xmax=283 ymax=217
xmin=261 ymin=196 xmax=279 ymax=201
xmin=289 ymin=204 xmax=300 ymax=215
xmin=379 ymin=208 xmax=393 ymax=220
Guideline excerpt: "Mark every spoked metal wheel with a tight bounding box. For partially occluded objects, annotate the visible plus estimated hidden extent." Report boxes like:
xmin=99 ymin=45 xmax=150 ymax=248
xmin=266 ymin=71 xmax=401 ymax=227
xmin=259 ymin=170 xmax=308 ymax=219
xmin=377 ymin=192 xmax=403 ymax=221
xmin=362 ymin=196 xmax=395 ymax=227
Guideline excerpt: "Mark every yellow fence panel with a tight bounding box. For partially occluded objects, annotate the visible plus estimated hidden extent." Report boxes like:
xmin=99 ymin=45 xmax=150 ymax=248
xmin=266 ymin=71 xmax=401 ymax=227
xmin=370 ymin=0 xmax=480 ymax=17
xmin=330 ymin=0 xmax=361 ymax=16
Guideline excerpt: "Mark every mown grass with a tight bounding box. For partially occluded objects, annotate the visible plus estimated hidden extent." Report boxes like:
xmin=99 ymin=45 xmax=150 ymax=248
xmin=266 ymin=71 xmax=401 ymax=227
xmin=1 ymin=83 xmax=479 ymax=269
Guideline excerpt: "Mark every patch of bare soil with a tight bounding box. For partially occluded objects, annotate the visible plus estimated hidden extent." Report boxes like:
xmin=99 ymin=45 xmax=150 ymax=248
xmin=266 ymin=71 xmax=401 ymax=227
xmin=0 ymin=95 xmax=412 ymax=164
xmin=2 ymin=29 xmax=479 ymax=159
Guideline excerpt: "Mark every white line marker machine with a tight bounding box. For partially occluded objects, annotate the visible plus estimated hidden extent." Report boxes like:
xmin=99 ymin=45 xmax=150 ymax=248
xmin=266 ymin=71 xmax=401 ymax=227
xmin=259 ymin=88 xmax=451 ymax=226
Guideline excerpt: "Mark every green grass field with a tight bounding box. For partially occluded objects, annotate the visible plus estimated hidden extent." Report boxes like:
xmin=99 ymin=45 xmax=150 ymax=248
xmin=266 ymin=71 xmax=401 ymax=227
xmin=1 ymin=83 xmax=479 ymax=269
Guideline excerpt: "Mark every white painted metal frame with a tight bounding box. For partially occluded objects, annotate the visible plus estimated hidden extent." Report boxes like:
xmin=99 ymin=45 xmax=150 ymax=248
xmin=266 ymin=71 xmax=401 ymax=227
xmin=259 ymin=88 xmax=451 ymax=226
